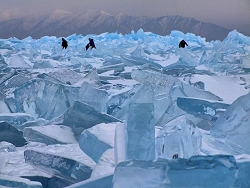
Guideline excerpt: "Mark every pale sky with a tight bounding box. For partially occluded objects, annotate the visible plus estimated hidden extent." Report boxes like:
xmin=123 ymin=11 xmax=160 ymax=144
xmin=1 ymin=0 xmax=250 ymax=36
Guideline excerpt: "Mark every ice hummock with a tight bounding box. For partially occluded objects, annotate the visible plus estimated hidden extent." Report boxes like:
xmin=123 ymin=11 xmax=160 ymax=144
xmin=0 ymin=29 xmax=250 ymax=187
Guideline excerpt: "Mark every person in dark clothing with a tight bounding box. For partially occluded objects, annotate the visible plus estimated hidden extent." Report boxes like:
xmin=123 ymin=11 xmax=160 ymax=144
xmin=179 ymin=40 xmax=188 ymax=48
xmin=86 ymin=38 xmax=96 ymax=51
xmin=172 ymin=153 xmax=178 ymax=159
xmin=62 ymin=38 xmax=68 ymax=49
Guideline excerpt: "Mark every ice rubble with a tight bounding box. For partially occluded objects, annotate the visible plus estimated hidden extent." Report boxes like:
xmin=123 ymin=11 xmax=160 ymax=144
xmin=0 ymin=29 xmax=250 ymax=187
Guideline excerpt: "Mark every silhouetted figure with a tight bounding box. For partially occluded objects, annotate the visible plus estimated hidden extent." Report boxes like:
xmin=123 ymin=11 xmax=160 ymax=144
xmin=62 ymin=38 xmax=68 ymax=49
xmin=179 ymin=40 xmax=188 ymax=48
xmin=172 ymin=153 xmax=178 ymax=159
xmin=86 ymin=38 xmax=96 ymax=51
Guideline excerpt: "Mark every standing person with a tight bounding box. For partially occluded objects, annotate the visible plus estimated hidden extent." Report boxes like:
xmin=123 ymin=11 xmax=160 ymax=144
xmin=62 ymin=38 xmax=68 ymax=49
xmin=86 ymin=38 xmax=96 ymax=51
xmin=179 ymin=39 xmax=188 ymax=48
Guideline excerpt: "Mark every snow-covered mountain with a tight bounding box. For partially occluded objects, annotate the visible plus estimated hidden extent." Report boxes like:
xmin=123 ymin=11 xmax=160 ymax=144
xmin=0 ymin=9 xmax=230 ymax=41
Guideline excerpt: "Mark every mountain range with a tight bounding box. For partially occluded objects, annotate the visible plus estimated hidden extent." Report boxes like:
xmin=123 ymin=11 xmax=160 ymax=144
xmin=0 ymin=9 xmax=231 ymax=41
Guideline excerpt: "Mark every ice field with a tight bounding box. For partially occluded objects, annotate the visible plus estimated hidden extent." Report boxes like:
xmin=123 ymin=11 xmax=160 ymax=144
xmin=0 ymin=29 xmax=250 ymax=187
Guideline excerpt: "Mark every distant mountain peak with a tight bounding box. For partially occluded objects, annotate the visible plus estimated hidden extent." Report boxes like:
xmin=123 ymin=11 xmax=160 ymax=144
xmin=0 ymin=8 xmax=26 ymax=21
xmin=50 ymin=9 xmax=72 ymax=15
xmin=47 ymin=9 xmax=72 ymax=20
xmin=83 ymin=9 xmax=111 ymax=16
xmin=0 ymin=9 xmax=230 ymax=41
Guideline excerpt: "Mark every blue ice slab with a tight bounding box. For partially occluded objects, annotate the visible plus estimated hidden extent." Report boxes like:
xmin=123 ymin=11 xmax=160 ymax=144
xmin=66 ymin=173 xmax=113 ymax=188
xmin=234 ymin=155 xmax=250 ymax=187
xmin=127 ymin=103 xmax=155 ymax=161
xmin=0 ymin=122 xmax=27 ymax=147
xmin=57 ymin=101 xmax=121 ymax=138
xmin=0 ymin=72 xmax=32 ymax=95
xmin=130 ymin=69 xmax=222 ymax=126
xmin=156 ymin=115 xmax=202 ymax=159
xmin=24 ymin=150 xmax=92 ymax=183
xmin=79 ymin=69 xmax=102 ymax=88
xmin=0 ymin=175 xmax=42 ymax=188
xmin=131 ymin=69 xmax=222 ymax=101
xmin=121 ymin=55 xmax=162 ymax=71
xmin=113 ymin=81 xmax=154 ymax=120
xmin=79 ymin=123 xmax=115 ymax=163
xmin=177 ymin=97 xmax=230 ymax=121
xmin=0 ymin=113 xmax=34 ymax=128
xmin=211 ymin=92 xmax=250 ymax=152
xmin=23 ymin=125 xmax=77 ymax=145
xmin=77 ymin=82 xmax=108 ymax=113
xmin=46 ymin=69 xmax=84 ymax=85
xmin=0 ymin=54 xmax=7 ymax=69
xmin=201 ymin=131 xmax=249 ymax=156
xmin=19 ymin=118 xmax=47 ymax=131
xmin=12 ymin=78 xmax=79 ymax=120
xmin=0 ymin=68 xmax=16 ymax=86
xmin=113 ymin=155 xmax=238 ymax=188
xmin=107 ymin=84 xmax=141 ymax=115
xmin=79 ymin=131 xmax=112 ymax=163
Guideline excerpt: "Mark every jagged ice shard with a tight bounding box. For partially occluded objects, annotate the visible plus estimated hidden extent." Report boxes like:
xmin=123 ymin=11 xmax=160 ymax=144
xmin=0 ymin=121 xmax=27 ymax=147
